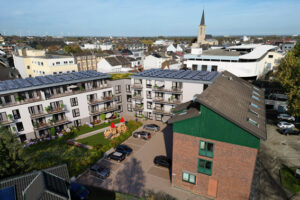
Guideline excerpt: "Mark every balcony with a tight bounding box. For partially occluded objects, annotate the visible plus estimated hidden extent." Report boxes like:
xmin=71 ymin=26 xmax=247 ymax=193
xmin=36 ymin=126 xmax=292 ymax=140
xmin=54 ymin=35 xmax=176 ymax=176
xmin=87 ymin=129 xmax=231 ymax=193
xmin=47 ymin=107 xmax=66 ymax=115
xmin=30 ymin=112 xmax=48 ymax=119
xmin=88 ymin=96 xmax=114 ymax=105
xmin=152 ymin=86 xmax=182 ymax=93
xmin=0 ymin=119 xmax=13 ymax=126
xmin=89 ymin=106 xmax=118 ymax=116
xmin=34 ymin=122 xmax=51 ymax=130
xmin=53 ymin=118 xmax=70 ymax=126
xmin=0 ymin=96 xmax=42 ymax=109
xmin=132 ymin=95 xmax=143 ymax=101
xmin=132 ymin=84 xmax=143 ymax=90
xmin=133 ymin=106 xmax=144 ymax=111
xmin=153 ymin=108 xmax=172 ymax=115
xmin=153 ymin=98 xmax=181 ymax=105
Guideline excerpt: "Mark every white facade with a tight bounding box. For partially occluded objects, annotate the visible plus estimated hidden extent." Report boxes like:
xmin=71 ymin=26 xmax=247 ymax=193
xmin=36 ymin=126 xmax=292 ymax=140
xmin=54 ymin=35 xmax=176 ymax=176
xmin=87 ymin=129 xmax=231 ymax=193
xmin=166 ymin=44 xmax=183 ymax=53
xmin=97 ymin=58 xmax=131 ymax=73
xmin=100 ymin=44 xmax=113 ymax=51
xmin=143 ymin=55 xmax=167 ymax=70
xmin=81 ymin=43 xmax=101 ymax=50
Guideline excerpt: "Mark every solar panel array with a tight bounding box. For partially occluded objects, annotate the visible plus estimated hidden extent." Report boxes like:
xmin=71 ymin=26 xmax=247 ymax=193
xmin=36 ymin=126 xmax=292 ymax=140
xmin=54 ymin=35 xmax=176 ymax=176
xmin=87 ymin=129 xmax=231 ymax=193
xmin=134 ymin=69 xmax=219 ymax=82
xmin=0 ymin=71 xmax=110 ymax=92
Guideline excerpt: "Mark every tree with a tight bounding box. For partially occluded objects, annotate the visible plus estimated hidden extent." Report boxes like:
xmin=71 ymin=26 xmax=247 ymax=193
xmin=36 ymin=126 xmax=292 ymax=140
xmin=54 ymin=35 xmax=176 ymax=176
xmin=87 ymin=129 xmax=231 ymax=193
xmin=0 ymin=128 xmax=26 ymax=179
xmin=276 ymin=44 xmax=300 ymax=117
xmin=36 ymin=44 xmax=43 ymax=50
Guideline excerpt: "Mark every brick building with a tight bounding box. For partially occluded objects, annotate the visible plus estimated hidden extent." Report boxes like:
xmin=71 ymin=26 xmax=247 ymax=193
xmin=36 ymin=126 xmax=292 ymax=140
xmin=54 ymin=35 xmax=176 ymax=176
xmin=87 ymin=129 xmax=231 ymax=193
xmin=168 ymin=71 xmax=266 ymax=200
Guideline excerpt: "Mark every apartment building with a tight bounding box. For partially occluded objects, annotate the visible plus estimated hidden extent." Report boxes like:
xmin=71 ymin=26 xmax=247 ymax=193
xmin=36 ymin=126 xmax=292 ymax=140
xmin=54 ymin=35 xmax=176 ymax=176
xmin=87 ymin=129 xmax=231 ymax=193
xmin=0 ymin=71 xmax=117 ymax=141
xmin=168 ymin=71 xmax=266 ymax=199
xmin=74 ymin=53 xmax=102 ymax=71
xmin=130 ymin=69 xmax=220 ymax=122
xmin=184 ymin=44 xmax=283 ymax=79
xmin=13 ymin=48 xmax=78 ymax=78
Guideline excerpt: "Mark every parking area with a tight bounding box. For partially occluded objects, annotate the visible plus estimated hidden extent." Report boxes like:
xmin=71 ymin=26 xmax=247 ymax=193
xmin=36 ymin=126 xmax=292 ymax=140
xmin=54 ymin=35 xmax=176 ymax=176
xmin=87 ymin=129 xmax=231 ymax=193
xmin=76 ymin=121 xmax=209 ymax=200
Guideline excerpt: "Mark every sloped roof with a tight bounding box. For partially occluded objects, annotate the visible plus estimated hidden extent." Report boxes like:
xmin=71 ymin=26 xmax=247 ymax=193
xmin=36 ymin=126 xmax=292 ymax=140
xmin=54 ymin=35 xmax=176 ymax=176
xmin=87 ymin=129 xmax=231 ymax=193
xmin=200 ymin=10 xmax=205 ymax=25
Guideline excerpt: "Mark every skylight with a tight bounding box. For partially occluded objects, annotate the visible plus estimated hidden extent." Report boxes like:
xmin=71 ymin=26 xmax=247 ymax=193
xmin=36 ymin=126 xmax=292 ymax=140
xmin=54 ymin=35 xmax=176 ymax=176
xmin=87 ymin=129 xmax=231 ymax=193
xmin=252 ymin=95 xmax=260 ymax=101
xmin=248 ymin=118 xmax=258 ymax=127
xmin=253 ymin=91 xmax=260 ymax=96
xmin=249 ymin=108 xmax=259 ymax=117
xmin=250 ymin=102 xmax=259 ymax=109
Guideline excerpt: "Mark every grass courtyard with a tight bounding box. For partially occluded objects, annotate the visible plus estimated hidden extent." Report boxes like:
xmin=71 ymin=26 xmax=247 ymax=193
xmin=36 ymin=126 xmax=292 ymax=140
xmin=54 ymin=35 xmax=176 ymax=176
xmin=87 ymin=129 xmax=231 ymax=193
xmin=280 ymin=167 xmax=300 ymax=194
xmin=23 ymin=120 xmax=142 ymax=177
xmin=77 ymin=132 xmax=108 ymax=146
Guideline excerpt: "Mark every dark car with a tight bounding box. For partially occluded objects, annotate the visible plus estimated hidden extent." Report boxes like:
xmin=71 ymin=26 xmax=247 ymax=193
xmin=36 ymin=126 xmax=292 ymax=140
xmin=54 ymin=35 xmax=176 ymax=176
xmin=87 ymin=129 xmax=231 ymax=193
xmin=154 ymin=155 xmax=171 ymax=168
xmin=70 ymin=182 xmax=89 ymax=200
xmin=116 ymin=144 xmax=132 ymax=156
xmin=279 ymin=128 xmax=300 ymax=136
xmin=107 ymin=151 xmax=126 ymax=162
xmin=144 ymin=124 xmax=160 ymax=132
xmin=133 ymin=131 xmax=151 ymax=140
xmin=90 ymin=165 xmax=110 ymax=179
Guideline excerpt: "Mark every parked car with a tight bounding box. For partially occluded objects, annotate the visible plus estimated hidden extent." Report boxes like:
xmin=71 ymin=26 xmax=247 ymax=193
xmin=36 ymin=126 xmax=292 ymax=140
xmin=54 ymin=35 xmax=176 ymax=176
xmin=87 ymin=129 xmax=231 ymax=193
xmin=90 ymin=165 xmax=110 ymax=179
xmin=277 ymin=121 xmax=295 ymax=129
xmin=116 ymin=144 xmax=132 ymax=156
xmin=154 ymin=155 xmax=171 ymax=168
xmin=144 ymin=124 xmax=160 ymax=132
xmin=70 ymin=182 xmax=89 ymax=200
xmin=107 ymin=151 xmax=126 ymax=162
xmin=133 ymin=131 xmax=151 ymax=140
xmin=278 ymin=128 xmax=300 ymax=136
xmin=277 ymin=114 xmax=295 ymax=121
xmin=268 ymin=93 xmax=288 ymax=101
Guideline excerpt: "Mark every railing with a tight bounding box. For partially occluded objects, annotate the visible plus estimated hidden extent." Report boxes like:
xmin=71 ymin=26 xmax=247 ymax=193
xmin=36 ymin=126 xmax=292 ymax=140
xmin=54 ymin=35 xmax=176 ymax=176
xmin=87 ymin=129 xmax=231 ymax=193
xmin=153 ymin=98 xmax=181 ymax=105
xmin=152 ymin=86 xmax=182 ymax=93
xmin=34 ymin=122 xmax=51 ymax=130
xmin=0 ymin=119 xmax=13 ymax=126
xmin=88 ymin=96 xmax=114 ymax=105
xmin=153 ymin=108 xmax=172 ymax=115
xmin=132 ymin=84 xmax=143 ymax=89
xmin=53 ymin=118 xmax=69 ymax=126
xmin=30 ymin=112 xmax=48 ymax=119
xmin=47 ymin=107 xmax=66 ymax=115
xmin=132 ymin=95 xmax=143 ymax=100
xmin=89 ymin=106 xmax=118 ymax=115
xmin=133 ymin=106 xmax=144 ymax=111
xmin=0 ymin=96 xmax=42 ymax=109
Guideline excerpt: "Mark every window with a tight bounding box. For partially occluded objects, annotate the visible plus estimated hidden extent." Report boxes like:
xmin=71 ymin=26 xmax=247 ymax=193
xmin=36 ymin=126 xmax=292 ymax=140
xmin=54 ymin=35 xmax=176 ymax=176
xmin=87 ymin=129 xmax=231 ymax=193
xmin=69 ymin=61 xmax=73 ymax=64
xmin=74 ymin=119 xmax=81 ymax=127
xmin=53 ymin=72 xmax=57 ymax=75
xmin=248 ymin=118 xmax=258 ymax=127
xmin=127 ymin=95 xmax=132 ymax=102
xmin=252 ymin=95 xmax=259 ymax=101
xmin=211 ymin=65 xmax=218 ymax=71
xmin=253 ymin=91 xmax=260 ymax=96
xmin=64 ymin=61 xmax=68 ymax=64
xmin=56 ymin=62 xmax=60 ymax=65
xmin=72 ymin=70 xmax=75 ymax=72
xmin=147 ymin=102 xmax=152 ymax=109
xmin=70 ymin=97 xmax=78 ymax=107
xmin=117 ymin=105 xmax=122 ymax=112
xmin=126 ymin=85 xmax=131 ymax=92
xmin=250 ymin=102 xmax=259 ymax=109
xmin=12 ymin=109 xmax=21 ymax=119
xmin=146 ymin=91 xmax=152 ymax=99
xmin=27 ymin=65 xmax=30 ymax=69
xmin=249 ymin=108 xmax=258 ymax=117
xmin=268 ymin=55 xmax=273 ymax=58
xmin=146 ymin=80 xmax=152 ymax=88
xmin=182 ymin=172 xmax=196 ymax=184
xmin=115 ymin=95 xmax=122 ymax=103
xmin=201 ymin=65 xmax=207 ymax=71
xmin=72 ymin=108 xmax=80 ymax=117
xmin=16 ymin=122 xmax=24 ymax=132
xmin=115 ymin=85 xmax=121 ymax=94
xmin=253 ymin=86 xmax=260 ymax=91
xmin=127 ymin=104 xmax=132 ymax=112
xmin=198 ymin=159 xmax=213 ymax=175
xmin=199 ymin=141 xmax=214 ymax=158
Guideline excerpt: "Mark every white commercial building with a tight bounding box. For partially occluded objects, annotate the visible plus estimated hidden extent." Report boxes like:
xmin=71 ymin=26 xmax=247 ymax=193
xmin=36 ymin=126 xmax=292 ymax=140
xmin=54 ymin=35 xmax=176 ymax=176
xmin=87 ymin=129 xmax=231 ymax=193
xmin=130 ymin=69 xmax=219 ymax=122
xmin=143 ymin=54 xmax=168 ymax=70
xmin=97 ymin=56 xmax=132 ymax=73
xmin=184 ymin=44 xmax=284 ymax=79
xmin=0 ymin=71 xmax=118 ymax=141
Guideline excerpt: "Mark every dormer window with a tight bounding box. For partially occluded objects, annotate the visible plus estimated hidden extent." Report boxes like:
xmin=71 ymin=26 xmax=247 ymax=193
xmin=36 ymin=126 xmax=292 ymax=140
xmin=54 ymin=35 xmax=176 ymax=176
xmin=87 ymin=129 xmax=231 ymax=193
xmin=252 ymin=95 xmax=259 ymax=101
xmin=250 ymin=102 xmax=259 ymax=109
xmin=248 ymin=118 xmax=258 ymax=127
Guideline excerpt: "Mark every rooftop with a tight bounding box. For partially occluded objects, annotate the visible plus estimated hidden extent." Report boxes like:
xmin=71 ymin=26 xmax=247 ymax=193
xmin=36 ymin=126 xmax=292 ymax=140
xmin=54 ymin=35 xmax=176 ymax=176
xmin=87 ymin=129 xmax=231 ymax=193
xmin=0 ymin=70 xmax=110 ymax=95
xmin=132 ymin=69 xmax=220 ymax=83
xmin=169 ymin=71 xmax=266 ymax=140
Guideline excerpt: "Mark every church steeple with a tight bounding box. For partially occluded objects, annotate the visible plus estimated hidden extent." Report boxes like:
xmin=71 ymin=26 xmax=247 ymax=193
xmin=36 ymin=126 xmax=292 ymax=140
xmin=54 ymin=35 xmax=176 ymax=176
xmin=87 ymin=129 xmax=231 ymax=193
xmin=200 ymin=10 xmax=205 ymax=25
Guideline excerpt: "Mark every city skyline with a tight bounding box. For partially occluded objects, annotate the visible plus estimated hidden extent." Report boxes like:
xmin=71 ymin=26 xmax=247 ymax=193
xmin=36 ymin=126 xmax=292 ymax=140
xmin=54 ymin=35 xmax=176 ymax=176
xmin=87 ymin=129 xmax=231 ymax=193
xmin=1 ymin=0 xmax=300 ymax=37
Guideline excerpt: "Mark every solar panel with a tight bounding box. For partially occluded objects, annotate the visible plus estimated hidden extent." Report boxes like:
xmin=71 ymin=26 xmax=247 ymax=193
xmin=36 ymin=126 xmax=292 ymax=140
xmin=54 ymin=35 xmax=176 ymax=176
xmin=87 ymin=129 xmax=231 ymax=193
xmin=26 ymin=78 xmax=42 ymax=86
xmin=35 ymin=76 xmax=53 ymax=84
xmin=0 ymin=83 xmax=7 ymax=91
xmin=183 ymin=71 xmax=200 ymax=79
xmin=15 ymin=79 xmax=31 ymax=87
xmin=5 ymin=80 xmax=19 ymax=89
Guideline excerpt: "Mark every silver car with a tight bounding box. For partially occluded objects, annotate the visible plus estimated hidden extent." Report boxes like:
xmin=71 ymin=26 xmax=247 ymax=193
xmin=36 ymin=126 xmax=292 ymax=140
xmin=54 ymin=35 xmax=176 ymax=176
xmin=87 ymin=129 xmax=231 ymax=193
xmin=277 ymin=121 xmax=295 ymax=129
xmin=277 ymin=114 xmax=295 ymax=121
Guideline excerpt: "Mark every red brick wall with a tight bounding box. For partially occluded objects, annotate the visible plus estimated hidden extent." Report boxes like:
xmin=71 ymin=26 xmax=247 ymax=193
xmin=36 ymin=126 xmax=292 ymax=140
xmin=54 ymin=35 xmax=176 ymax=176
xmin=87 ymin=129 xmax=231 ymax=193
xmin=172 ymin=132 xmax=258 ymax=200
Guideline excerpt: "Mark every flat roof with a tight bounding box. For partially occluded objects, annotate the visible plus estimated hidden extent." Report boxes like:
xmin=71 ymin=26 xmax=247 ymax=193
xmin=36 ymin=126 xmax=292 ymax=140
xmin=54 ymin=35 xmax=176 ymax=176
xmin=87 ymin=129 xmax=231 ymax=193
xmin=132 ymin=69 xmax=220 ymax=83
xmin=0 ymin=71 xmax=110 ymax=95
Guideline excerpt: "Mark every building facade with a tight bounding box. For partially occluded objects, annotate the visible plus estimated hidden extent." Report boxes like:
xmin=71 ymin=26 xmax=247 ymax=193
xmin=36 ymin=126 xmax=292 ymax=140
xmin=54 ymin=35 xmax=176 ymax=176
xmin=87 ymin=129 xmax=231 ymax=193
xmin=0 ymin=71 xmax=118 ymax=141
xmin=13 ymin=49 xmax=78 ymax=78
xmin=75 ymin=54 xmax=102 ymax=71
xmin=169 ymin=71 xmax=266 ymax=199
xmin=130 ymin=69 xmax=219 ymax=122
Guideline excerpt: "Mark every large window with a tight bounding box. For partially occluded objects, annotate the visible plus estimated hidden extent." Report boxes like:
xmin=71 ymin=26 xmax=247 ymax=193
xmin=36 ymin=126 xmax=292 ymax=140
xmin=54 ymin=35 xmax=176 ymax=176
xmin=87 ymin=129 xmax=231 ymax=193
xmin=146 ymin=91 xmax=152 ymax=99
xmin=70 ymin=97 xmax=78 ymax=107
xmin=16 ymin=122 xmax=24 ymax=132
xmin=126 ymin=84 xmax=131 ymax=93
xmin=127 ymin=95 xmax=132 ymax=102
xmin=147 ymin=102 xmax=152 ymax=109
xmin=198 ymin=159 xmax=213 ymax=175
xmin=72 ymin=108 xmax=80 ymax=117
xmin=115 ymin=85 xmax=121 ymax=94
xmin=127 ymin=104 xmax=132 ymax=112
xmin=12 ymin=109 xmax=21 ymax=119
xmin=182 ymin=172 xmax=196 ymax=184
xmin=199 ymin=141 xmax=214 ymax=158
xmin=115 ymin=95 xmax=122 ymax=103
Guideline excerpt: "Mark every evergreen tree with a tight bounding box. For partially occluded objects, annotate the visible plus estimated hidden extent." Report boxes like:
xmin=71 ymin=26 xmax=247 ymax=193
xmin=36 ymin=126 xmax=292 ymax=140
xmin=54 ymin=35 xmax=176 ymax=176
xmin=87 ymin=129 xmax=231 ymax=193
xmin=0 ymin=127 xmax=26 ymax=178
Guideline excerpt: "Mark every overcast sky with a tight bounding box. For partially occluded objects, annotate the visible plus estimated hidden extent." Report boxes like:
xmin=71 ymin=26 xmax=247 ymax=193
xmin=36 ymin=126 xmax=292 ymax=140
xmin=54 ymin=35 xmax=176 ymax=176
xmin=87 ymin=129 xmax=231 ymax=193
xmin=1 ymin=0 xmax=300 ymax=36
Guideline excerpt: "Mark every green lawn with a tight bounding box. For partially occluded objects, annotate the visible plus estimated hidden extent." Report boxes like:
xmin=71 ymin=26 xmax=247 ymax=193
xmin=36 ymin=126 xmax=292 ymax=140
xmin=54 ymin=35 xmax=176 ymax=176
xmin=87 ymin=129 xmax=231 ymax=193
xmin=77 ymin=132 xmax=109 ymax=146
xmin=75 ymin=118 xmax=121 ymax=136
xmin=280 ymin=167 xmax=300 ymax=193
xmin=109 ymin=73 xmax=133 ymax=80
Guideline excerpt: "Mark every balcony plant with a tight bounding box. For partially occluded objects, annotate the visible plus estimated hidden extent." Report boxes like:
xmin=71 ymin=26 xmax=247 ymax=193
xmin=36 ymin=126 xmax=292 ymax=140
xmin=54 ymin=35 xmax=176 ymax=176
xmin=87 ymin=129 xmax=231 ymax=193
xmin=16 ymin=96 xmax=21 ymax=103
xmin=32 ymin=122 xmax=37 ymax=128
xmin=45 ymin=106 xmax=51 ymax=113
xmin=61 ymin=103 xmax=65 ymax=109
xmin=8 ymin=114 xmax=13 ymax=121
xmin=100 ymin=113 xmax=106 ymax=121
xmin=154 ymin=84 xmax=157 ymax=89
xmin=134 ymin=91 xmax=137 ymax=96
xmin=50 ymin=127 xmax=56 ymax=137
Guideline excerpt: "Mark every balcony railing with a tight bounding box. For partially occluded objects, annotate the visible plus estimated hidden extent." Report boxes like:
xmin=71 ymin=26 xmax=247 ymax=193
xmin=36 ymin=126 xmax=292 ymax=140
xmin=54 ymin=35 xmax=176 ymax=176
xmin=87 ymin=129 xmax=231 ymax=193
xmin=153 ymin=108 xmax=172 ymax=115
xmin=133 ymin=106 xmax=144 ymax=111
xmin=152 ymin=86 xmax=183 ymax=93
xmin=30 ymin=112 xmax=48 ymax=119
xmin=153 ymin=98 xmax=181 ymax=105
xmin=53 ymin=118 xmax=70 ymax=126
xmin=0 ymin=119 xmax=13 ymax=126
xmin=88 ymin=96 xmax=114 ymax=105
xmin=47 ymin=107 xmax=66 ymax=115
xmin=89 ymin=106 xmax=118 ymax=115
xmin=34 ymin=122 xmax=51 ymax=130
xmin=132 ymin=95 xmax=143 ymax=100
xmin=0 ymin=96 xmax=42 ymax=109
xmin=132 ymin=84 xmax=143 ymax=90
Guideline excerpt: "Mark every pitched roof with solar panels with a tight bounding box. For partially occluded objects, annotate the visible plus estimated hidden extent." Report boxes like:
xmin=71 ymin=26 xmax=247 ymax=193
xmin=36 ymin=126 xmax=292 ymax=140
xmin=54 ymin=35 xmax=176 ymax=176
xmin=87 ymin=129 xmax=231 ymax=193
xmin=131 ymin=69 xmax=220 ymax=84
xmin=0 ymin=71 xmax=111 ymax=95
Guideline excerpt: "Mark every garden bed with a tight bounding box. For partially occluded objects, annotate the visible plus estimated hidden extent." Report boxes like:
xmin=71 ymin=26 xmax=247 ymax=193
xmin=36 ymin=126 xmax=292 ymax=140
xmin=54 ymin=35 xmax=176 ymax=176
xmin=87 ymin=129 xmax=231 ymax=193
xmin=280 ymin=167 xmax=300 ymax=193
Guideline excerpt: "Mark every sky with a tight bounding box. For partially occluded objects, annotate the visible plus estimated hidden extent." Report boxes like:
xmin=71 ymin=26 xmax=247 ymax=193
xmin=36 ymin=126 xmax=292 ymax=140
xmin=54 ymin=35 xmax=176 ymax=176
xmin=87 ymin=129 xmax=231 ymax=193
xmin=0 ymin=0 xmax=300 ymax=37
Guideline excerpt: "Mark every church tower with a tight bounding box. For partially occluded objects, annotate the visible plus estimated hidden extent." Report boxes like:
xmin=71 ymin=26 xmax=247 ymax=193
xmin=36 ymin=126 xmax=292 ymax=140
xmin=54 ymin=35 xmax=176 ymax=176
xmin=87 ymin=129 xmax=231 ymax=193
xmin=197 ymin=10 xmax=206 ymax=44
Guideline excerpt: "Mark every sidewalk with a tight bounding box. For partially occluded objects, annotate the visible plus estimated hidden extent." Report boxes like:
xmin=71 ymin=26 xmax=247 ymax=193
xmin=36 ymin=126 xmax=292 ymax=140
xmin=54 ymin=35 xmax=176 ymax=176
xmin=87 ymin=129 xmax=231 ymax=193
xmin=75 ymin=123 xmax=121 ymax=140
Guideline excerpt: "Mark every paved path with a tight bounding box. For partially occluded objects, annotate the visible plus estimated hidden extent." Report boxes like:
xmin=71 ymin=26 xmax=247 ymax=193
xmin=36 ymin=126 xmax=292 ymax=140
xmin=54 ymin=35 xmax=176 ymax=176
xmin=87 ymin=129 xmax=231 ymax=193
xmin=75 ymin=123 xmax=121 ymax=140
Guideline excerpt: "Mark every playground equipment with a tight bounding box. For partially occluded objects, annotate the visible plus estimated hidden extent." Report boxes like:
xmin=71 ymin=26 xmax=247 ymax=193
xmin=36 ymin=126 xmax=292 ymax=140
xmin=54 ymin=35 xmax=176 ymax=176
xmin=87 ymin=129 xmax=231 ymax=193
xmin=104 ymin=119 xmax=127 ymax=139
